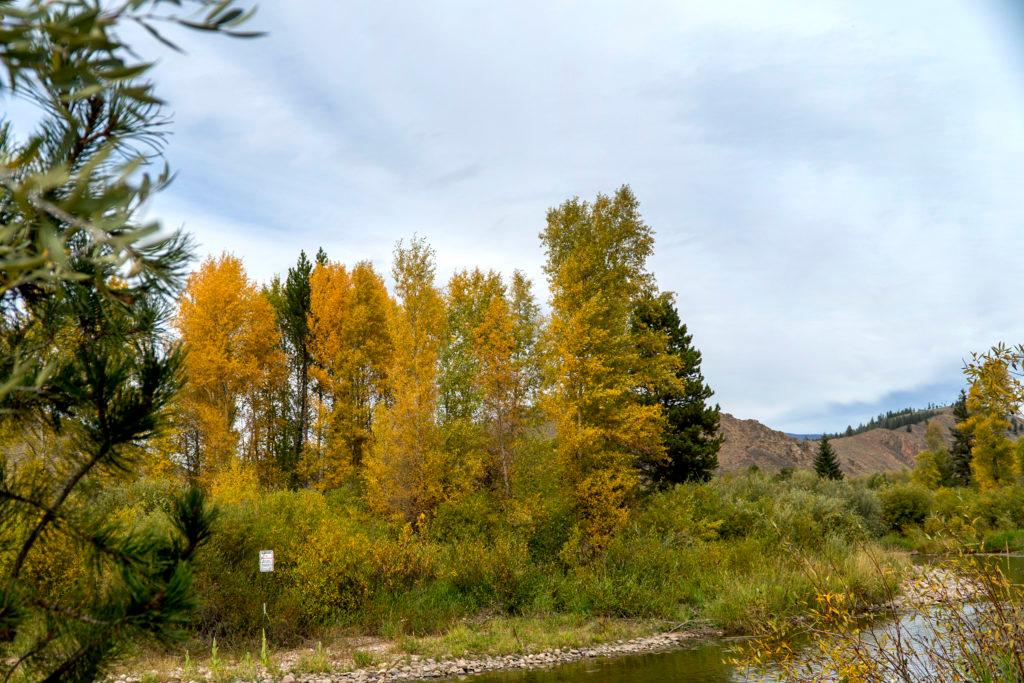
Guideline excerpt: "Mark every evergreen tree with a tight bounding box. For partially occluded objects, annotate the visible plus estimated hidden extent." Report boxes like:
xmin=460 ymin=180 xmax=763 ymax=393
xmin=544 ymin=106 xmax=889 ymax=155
xmin=632 ymin=292 xmax=722 ymax=484
xmin=949 ymin=389 xmax=973 ymax=486
xmin=0 ymin=2 xmax=256 ymax=679
xmin=271 ymin=250 xmax=314 ymax=485
xmin=814 ymin=435 xmax=844 ymax=480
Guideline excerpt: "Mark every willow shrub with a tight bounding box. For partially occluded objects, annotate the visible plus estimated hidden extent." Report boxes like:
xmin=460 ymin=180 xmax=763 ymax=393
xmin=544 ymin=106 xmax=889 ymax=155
xmin=878 ymin=483 xmax=933 ymax=532
xmin=96 ymin=470 xmax=922 ymax=645
xmin=554 ymin=472 xmax=893 ymax=629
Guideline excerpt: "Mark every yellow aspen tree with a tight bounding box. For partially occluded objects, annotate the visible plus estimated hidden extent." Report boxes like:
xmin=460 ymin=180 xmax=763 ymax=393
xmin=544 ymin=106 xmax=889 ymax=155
xmin=911 ymin=420 xmax=952 ymax=489
xmin=540 ymin=186 xmax=667 ymax=559
xmin=307 ymin=260 xmax=394 ymax=489
xmin=437 ymin=269 xmax=505 ymax=491
xmin=345 ymin=262 xmax=396 ymax=462
xmin=965 ymin=358 xmax=1017 ymax=489
xmin=475 ymin=292 xmax=521 ymax=495
xmin=175 ymin=254 xmax=287 ymax=480
xmin=509 ymin=270 xmax=543 ymax=408
xmin=364 ymin=238 xmax=454 ymax=523
xmin=306 ymin=260 xmax=354 ymax=486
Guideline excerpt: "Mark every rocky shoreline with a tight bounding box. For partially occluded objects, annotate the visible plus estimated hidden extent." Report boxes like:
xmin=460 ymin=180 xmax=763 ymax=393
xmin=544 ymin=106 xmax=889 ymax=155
xmin=110 ymin=629 xmax=715 ymax=683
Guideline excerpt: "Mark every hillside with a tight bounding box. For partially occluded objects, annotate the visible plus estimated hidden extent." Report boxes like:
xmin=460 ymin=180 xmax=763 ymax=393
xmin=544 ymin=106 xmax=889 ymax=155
xmin=718 ymin=409 xmax=957 ymax=476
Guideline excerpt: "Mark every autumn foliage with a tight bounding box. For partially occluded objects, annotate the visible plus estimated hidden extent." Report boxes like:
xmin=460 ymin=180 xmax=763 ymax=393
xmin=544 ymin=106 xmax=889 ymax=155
xmin=174 ymin=254 xmax=287 ymax=481
xmin=156 ymin=187 xmax=724 ymax=560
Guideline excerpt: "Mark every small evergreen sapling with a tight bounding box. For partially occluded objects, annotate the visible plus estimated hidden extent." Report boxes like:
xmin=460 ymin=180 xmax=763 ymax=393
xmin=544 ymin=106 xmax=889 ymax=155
xmin=814 ymin=435 xmax=844 ymax=480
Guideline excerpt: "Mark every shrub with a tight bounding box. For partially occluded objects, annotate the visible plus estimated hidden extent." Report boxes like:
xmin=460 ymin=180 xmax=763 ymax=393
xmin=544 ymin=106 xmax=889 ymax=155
xmin=878 ymin=484 xmax=932 ymax=531
xmin=293 ymin=519 xmax=435 ymax=625
xmin=975 ymin=487 xmax=1024 ymax=530
xmin=428 ymin=492 xmax=498 ymax=543
xmin=981 ymin=529 xmax=1024 ymax=553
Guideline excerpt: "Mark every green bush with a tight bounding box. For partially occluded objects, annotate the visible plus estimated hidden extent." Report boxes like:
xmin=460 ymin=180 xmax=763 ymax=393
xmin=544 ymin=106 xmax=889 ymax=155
xmin=976 ymin=487 xmax=1024 ymax=530
xmin=878 ymin=484 xmax=933 ymax=531
xmin=981 ymin=529 xmax=1024 ymax=553
xmin=428 ymin=492 xmax=498 ymax=543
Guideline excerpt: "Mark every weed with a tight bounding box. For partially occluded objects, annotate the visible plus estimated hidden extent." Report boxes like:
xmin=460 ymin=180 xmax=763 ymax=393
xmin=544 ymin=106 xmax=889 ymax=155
xmin=182 ymin=649 xmax=196 ymax=679
xmin=352 ymin=649 xmax=376 ymax=668
xmin=236 ymin=652 xmax=257 ymax=680
xmin=260 ymin=628 xmax=271 ymax=671
xmin=295 ymin=641 xmax=331 ymax=674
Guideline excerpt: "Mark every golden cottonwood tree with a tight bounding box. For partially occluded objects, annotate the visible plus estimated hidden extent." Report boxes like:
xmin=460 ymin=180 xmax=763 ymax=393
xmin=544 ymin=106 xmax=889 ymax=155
xmin=476 ymin=292 xmax=521 ymax=495
xmin=365 ymin=238 xmax=477 ymax=523
xmin=965 ymin=358 xmax=1018 ymax=489
xmin=306 ymin=260 xmax=394 ymax=489
xmin=540 ymin=186 xmax=668 ymax=557
xmin=306 ymin=260 xmax=353 ymax=485
xmin=509 ymin=270 xmax=544 ymax=407
xmin=437 ymin=269 xmax=505 ymax=492
xmin=911 ymin=420 xmax=953 ymax=488
xmin=475 ymin=271 xmax=543 ymax=496
xmin=174 ymin=254 xmax=287 ymax=479
xmin=440 ymin=269 xmax=505 ymax=421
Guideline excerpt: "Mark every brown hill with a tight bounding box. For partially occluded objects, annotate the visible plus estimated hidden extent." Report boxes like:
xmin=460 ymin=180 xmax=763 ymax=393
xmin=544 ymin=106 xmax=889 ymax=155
xmin=717 ymin=409 xmax=957 ymax=477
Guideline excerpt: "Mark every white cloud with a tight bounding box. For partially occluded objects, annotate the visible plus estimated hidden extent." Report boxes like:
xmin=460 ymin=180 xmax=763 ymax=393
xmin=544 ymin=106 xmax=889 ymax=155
xmin=126 ymin=0 xmax=1024 ymax=432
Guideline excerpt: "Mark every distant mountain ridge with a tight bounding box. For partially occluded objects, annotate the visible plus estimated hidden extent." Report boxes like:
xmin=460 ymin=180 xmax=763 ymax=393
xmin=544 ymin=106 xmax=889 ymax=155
xmin=718 ymin=409 xmax=957 ymax=477
xmin=785 ymin=433 xmax=824 ymax=441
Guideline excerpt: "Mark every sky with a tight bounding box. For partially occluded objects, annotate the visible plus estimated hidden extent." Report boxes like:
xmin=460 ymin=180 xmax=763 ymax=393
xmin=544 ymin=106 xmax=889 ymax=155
xmin=110 ymin=0 xmax=1024 ymax=433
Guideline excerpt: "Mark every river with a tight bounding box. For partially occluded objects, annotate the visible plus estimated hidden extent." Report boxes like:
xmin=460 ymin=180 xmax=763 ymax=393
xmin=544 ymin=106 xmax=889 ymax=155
xmin=472 ymin=555 xmax=1024 ymax=683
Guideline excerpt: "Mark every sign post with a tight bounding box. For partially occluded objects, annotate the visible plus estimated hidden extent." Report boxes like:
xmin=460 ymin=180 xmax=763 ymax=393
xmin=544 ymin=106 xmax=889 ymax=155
xmin=259 ymin=550 xmax=274 ymax=635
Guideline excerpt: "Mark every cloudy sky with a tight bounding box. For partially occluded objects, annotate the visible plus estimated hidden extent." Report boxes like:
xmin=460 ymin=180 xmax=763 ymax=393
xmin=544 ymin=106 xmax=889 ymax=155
xmin=129 ymin=0 xmax=1024 ymax=433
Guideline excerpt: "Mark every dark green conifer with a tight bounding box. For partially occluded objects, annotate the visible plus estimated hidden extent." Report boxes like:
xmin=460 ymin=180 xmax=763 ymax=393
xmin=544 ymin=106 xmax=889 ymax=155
xmin=814 ymin=435 xmax=844 ymax=480
xmin=632 ymin=293 xmax=723 ymax=485
xmin=270 ymin=251 xmax=314 ymax=484
xmin=949 ymin=389 xmax=973 ymax=486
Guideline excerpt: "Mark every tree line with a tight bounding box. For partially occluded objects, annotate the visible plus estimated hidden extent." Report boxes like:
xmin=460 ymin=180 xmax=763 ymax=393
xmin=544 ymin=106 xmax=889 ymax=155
xmin=160 ymin=186 xmax=723 ymax=556
xmin=834 ymin=405 xmax=949 ymax=438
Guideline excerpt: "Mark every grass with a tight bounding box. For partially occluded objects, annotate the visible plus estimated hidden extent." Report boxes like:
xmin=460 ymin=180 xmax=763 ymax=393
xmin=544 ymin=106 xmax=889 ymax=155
xmin=109 ymin=616 xmax=669 ymax=681
xmin=294 ymin=641 xmax=332 ymax=674
xmin=980 ymin=529 xmax=1024 ymax=553
xmin=110 ymin=537 xmax=907 ymax=680
xmin=392 ymin=615 xmax=667 ymax=658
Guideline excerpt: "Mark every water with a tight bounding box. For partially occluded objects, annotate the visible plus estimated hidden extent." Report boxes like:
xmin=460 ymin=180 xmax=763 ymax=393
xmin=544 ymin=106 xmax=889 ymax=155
xmin=472 ymin=641 xmax=740 ymax=683
xmin=472 ymin=555 xmax=1024 ymax=683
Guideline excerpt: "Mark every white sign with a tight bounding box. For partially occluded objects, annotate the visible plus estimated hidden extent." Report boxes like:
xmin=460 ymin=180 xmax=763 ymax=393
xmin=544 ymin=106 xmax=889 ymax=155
xmin=259 ymin=549 xmax=274 ymax=573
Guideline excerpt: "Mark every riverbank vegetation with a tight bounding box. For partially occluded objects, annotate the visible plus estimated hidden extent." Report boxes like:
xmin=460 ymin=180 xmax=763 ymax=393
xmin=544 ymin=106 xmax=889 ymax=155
xmin=104 ymin=470 xmax=899 ymax=642
xmin=96 ymin=468 xmax=903 ymax=680
xmin=741 ymin=556 xmax=1024 ymax=682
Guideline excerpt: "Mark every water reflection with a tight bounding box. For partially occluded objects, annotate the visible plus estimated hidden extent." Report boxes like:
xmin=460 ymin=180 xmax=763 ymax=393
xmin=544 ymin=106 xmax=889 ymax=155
xmin=472 ymin=641 xmax=740 ymax=683
xmin=471 ymin=555 xmax=1024 ymax=683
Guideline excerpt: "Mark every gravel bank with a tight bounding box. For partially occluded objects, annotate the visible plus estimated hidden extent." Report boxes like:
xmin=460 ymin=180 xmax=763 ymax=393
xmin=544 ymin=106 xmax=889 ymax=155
xmin=110 ymin=629 xmax=714 ymax=682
